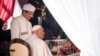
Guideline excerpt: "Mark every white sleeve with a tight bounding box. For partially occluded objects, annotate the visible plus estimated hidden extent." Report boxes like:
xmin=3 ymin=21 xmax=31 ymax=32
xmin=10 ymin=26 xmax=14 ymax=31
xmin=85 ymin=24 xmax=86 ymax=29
xmin=10 ymin=19 xmax=20 ymax=39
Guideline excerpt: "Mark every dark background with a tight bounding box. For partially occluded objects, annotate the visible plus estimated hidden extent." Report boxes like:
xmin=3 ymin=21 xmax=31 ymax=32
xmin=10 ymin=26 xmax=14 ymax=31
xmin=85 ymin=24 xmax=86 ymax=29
xmin=18 ymin=0 xmax=67 ymax=40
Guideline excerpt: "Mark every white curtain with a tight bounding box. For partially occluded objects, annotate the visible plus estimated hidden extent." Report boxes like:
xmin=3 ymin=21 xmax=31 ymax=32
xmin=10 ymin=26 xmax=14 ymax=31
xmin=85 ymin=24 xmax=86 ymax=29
xmin=12 ymin=0 xmax=22 ymax=17
xmin=43 ymin=0 xmax=100 ymax=56
xmin=88 ymin=0 xmax=100 ymax=56
xmin=8 ymin=0 xmax=22 ymax=29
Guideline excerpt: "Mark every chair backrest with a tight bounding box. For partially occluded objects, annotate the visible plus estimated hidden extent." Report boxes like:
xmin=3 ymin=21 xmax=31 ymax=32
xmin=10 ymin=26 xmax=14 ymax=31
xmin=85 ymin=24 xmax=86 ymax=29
xmin=9 ymin=38 xmax=31 ymax=56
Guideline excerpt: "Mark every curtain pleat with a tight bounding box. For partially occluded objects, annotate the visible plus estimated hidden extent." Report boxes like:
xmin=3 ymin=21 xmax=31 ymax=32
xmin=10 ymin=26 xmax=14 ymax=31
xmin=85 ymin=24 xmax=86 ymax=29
xmin=43 ymin=0 xmax=97 ymax=56
xmin=0 ymin=0 xmax=15 ymax=22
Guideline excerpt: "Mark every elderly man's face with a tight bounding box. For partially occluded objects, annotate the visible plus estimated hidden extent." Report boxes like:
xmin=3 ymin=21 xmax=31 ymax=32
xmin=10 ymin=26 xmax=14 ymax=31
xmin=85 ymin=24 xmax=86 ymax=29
xmin=37 ymin=28 xmax=45 ymax=39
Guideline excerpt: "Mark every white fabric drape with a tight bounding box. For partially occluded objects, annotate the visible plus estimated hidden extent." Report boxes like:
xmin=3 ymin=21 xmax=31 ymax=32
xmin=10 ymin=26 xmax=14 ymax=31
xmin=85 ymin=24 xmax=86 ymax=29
xmin=8 ymin=0 xmax=22 ymax=29
xmin=13 ymin=0 xmax=22 ymax=17
xmin=88 ymin=0 xmax=100 ymax=56
xmin=43 ymin=0 xmax=100 ymax=56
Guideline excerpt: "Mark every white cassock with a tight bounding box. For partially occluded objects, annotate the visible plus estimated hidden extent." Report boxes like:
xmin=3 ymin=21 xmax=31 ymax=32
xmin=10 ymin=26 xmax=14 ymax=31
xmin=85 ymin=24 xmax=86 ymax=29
xmin=26 ymin=34 xmax=53 ymax=56
xmin=10 ymin=15 xmax=32 ymax=40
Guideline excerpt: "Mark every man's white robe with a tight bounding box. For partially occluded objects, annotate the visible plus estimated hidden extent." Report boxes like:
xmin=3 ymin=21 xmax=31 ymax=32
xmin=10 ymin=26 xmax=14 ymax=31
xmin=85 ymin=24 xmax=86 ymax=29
xmin=11 ymin=15 xmax=32 ymax=40
xmin=26 ymin=34 xmax=53 ymax=56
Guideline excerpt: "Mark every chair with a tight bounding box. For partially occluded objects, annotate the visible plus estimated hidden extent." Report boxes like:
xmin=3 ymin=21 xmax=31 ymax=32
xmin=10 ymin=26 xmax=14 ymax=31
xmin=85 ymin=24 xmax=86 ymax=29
xmin=9 ymin=38 xmax=31 ymax=56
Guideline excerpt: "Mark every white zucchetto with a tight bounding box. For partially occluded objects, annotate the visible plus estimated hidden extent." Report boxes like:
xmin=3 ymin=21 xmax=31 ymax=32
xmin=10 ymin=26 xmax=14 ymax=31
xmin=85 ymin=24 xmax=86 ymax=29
xmin=32 ymin=25 xmax=42 ymax=31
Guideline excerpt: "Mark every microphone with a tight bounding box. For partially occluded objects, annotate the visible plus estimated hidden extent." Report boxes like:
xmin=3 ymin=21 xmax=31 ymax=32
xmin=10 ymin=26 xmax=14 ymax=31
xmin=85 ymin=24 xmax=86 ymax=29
xmin=38 ymin=16 xmax=42 ymax=25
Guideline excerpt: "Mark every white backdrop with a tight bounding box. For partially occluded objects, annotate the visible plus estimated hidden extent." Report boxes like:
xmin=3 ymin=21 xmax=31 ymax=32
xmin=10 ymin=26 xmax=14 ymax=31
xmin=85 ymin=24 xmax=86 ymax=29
xmin=43 ymin=0 xmax=100 ymax=56
xmin=88 ymin=0 xmax=100 ymax=56
xmin=7 ymin=0 xmax=21 ymax=29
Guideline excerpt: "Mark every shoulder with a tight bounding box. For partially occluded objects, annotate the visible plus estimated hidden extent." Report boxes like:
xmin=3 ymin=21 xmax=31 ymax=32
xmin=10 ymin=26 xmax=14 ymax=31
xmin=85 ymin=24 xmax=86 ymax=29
xmin=27 ymin=35 xmax=45 ymax=44
xmin=13 ymin=16 xmax=21 ymax=20
xmin=33 ymin=38 xmax=45 ymax=45
xmin=38 ymin=39 xmax=46 ymax=45
xmin=11 ymin=16 xmax=23 ymax=24
xmin=11 ymin=16 xmax=20 ymax=22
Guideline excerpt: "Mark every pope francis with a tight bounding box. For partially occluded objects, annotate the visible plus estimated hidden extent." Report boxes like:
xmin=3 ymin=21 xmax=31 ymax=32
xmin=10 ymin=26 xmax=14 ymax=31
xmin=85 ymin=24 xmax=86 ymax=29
xmin=10 ymin=3 xmax=36 ymax=40
xmin=26 ymin=25 xmax=53 ymax=56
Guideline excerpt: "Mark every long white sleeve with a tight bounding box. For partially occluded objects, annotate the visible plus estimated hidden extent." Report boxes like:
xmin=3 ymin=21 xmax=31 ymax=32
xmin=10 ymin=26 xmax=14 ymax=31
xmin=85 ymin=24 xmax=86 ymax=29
xmin=10 ymin=18 xmax=20 ymax=39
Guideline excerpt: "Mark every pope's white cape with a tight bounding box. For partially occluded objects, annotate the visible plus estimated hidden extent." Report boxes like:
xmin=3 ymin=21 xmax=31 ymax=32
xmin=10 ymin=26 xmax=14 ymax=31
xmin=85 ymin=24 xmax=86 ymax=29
xmin=26 ymin=34 xmax=53 ymax=56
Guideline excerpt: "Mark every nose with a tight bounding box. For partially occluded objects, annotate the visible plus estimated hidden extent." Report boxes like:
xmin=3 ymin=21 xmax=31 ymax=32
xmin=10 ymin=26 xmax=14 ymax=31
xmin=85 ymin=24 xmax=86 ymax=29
xmin=30 ymin=15 xmax=33 ymax=18
xmin=43 ymin=31 xmax=45 ymax=35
